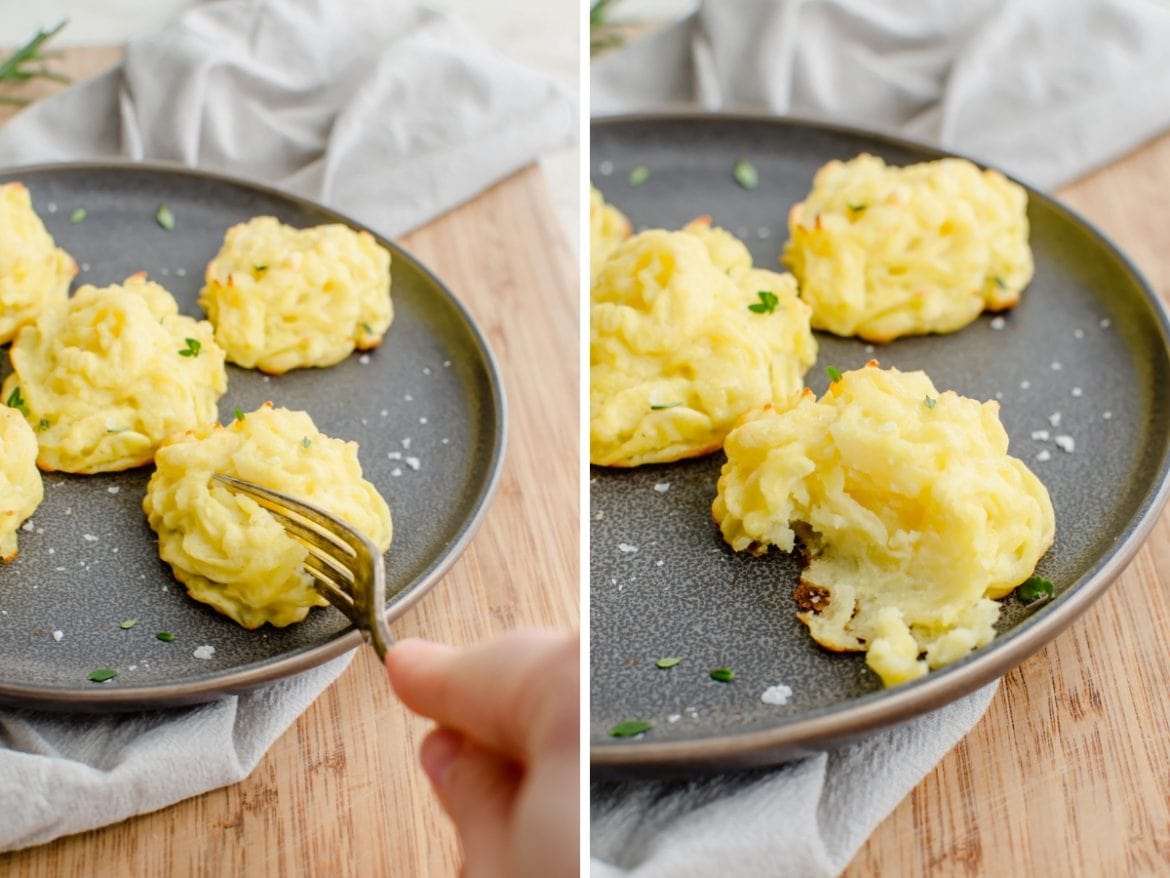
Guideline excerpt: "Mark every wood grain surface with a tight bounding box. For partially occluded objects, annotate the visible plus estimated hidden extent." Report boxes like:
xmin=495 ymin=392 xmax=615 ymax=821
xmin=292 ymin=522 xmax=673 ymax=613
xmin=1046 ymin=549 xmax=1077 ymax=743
xmin=0 ymin=47 xmax=580 ymax=876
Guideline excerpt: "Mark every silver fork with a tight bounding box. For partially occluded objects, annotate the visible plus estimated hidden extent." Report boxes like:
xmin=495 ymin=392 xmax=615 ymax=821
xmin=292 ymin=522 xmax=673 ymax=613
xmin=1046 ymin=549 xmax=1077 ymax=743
xmin=214 ymin=473 xmax=393 ymax=658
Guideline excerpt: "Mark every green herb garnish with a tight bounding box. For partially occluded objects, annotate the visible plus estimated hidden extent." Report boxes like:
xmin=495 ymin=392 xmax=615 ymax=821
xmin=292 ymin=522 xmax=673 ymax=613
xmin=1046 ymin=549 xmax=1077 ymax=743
xmin=5 ymin=385 xmax=28 ymax=415
xmin=88 ymin=668 xmax=117 ymax=683
xmin=709 ymin=667 xmax=735 ymax=683
xmin=924 ymin=396 xmax=937 ymax=409
xmin=233 ymin=407 xmax=246 ymax=422
xmin=847 ymin=203 xmax=867 ymax=213
xmin=361 ymin=322 xmax=374 ymax=334
xmin=0 ymin=21 xmax=69 ymax=106
xmin=301 ymin=437 xmax=312 ymax=448
xmin=656 ymin=656 xmax=683 ymax=669
xmin=156 ymin=631 xmax=175 ymax=642
xmin=650 ymin=402 xmax=681 ymax=411
xmin=178 ymin=337 xmax=201 ymax=358
xmin=993 ymin=276 xmax=1007 ymax=289
xmin=748 ymin=290 xmax=779 ymax=314
xmin=119 ymin=619 xmax=138 ymax=630
xmin=253 ymin=264 xmax=268 ymax=273
xmin=155 ymin=203 xmax=175 ymax=231
xmin=69 ymin=207 xmax=87 ymax=224
xmin=38 ymin=417 xmax=50 ymax=431
xmin=826 ymin=366 xmax=843 ymax=383
xmin=1016 ymin=575 xmax=1054 ymax=607
xmin=732 ymin=158 xmax=759 ymax=190
xmin=609 ymin=720 xmax=652 ymax=737
xmin=627 ymin=165 xmax=650 ymax=187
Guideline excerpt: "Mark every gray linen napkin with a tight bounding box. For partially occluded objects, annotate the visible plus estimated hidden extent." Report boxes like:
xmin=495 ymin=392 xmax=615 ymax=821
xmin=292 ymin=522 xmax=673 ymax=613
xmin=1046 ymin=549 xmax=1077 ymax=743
xmin=590 ymin=1 xmax=1170 ymax=874
xmin=593 ymin=0 xmax=1170 ymax=191
xmin=0 ymin=0 xmax=573 ymax=853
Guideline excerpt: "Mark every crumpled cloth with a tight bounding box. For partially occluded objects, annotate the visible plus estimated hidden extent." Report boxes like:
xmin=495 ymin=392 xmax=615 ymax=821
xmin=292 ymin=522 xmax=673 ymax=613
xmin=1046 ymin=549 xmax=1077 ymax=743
xmin=591 ymin=1 xmax=1170 ymax=874
xmin=592 ymin=0 xmax=1170 ymax=190
xmin=0 ymin=0 xmax=573 ymax=853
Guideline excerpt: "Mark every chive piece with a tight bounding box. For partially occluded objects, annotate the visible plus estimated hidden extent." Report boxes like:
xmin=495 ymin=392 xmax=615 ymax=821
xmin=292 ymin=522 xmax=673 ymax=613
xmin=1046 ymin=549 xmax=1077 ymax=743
xmin=993 ymin=276 xmax=1007 ymax=289
xmin=924 ymin=396 xmax=937 ymax=409
xmin=88 ymin=668 xmax=118 ymax=683
xmin=178 ymin=337 xmax=201 ymax=358
xmin=747 ymin=290 xmax=779 ymax=314
xmin=119 ymin=619 xmax=138 ymax=630
xmin=650 ymin=402 xmax=681 ymax=411
xmin=361 ymin=321 xmax=374 ymax=334
xmin=732 ymin=158 xmax=759 ymax=190
xmin=5 ymin=385 xmax=28 ymax=415
xmin=156 ymin=203 xmax=175 ymax=230
xmin=826 ymin=366 xmax=843 ymax=383
xmin=38 ymin=417 xmax=50 ymax=431
xmin=301 ymin=436 xmax=312 ymax=449
xmin=69 ymin=207 xmax=87 ymax=224
xmin=609 ymin=720 xmax=652 ymax=738
xmin=1016 ymin=575 xmax=1054 ymax=607
xmin=233 ymin=407 xmax=246 ymax=422
xmin=709 ymin=667 xmax=735 ymax=683
xmin=627 ymin=165 xmax=650 ymax=187
xmin=656 ymin=656 xmax=683 ymax=669
xmin=156 ymin=631 xmax=175 ymax=642
xmin=847 ymin=203 xmax=867 ymax=213
xmin=253 ymin=264 xmax=268 ymax=273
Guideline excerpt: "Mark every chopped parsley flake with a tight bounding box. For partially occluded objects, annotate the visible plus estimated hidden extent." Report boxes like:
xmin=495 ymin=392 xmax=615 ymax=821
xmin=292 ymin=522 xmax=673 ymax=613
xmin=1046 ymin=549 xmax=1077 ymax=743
xmin=156 ymin=631 xmax=175 ymax=642
xmin=178 ymin=337 xmax=201 ymax=357
xmin=119 ymin=619 xmax=138 ymax=630
xmin=656 ymin=656 xmax=683 ymax=669
xmin=748 ymin=290 xmax=779 ymax=314
xmin=38 ymin=417 xmax=50 ymax=431
xmin=732 ymin=158 xmax=759 ymax=190
xmin=69 ymin=207 xmax=87 ymax=224
xmin=627 ymin=165 xmax=650 ymax=186
xmin=650 ymin=402 xmax=681 ymax=411
xmin=993 ymin=276 xmax=1007 ymax=289
xmin=924 ymin=396 xmax=937 ymax=409
xmin=709 ymin=667 xmax=735 ymax=683
xmin=233 ymin=407 xmax=246 ymax=422
xmin=848 ymin=203 xmax=867 ymax=213
xmin=88 ymin=668 xmax=118 ymax=683
xmin=609 ymin=720 xmax=652 ymax=738
xmin=301 ymin=437 xmax=312 ymax=448
xmin=156 ymin=203 xmax=175 ymax=230
xmin=1016 ymin=575 xmax=1054 ymax=607
xmin=5 ymin=386 xmax=28 ymax=415
xmin=361 ymin=322 xmax=374 ymax=334
xmin=253 ymin=264 xmax=268 ymax=273
xmin=826 ymin=366 xmax=843 ymax=383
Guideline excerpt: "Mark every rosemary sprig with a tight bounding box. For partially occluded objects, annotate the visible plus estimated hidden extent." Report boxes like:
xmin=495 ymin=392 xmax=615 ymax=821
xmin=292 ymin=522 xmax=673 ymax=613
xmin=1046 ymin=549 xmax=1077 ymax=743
xmin=0 ymin=21 xmax=70 ymax=106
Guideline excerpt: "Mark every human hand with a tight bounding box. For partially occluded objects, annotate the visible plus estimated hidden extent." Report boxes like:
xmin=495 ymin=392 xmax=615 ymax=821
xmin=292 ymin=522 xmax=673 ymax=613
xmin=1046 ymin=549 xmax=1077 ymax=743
xmin=385 ymin=629 xmax=580 ymax=878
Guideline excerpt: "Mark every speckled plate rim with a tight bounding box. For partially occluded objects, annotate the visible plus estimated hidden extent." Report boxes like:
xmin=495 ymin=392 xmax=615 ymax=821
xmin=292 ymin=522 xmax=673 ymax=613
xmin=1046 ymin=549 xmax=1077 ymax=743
xmin=588 ymin=112 xmax=1170 ymax=773
xmin=0 ymin=159 xmax=507 ymax=711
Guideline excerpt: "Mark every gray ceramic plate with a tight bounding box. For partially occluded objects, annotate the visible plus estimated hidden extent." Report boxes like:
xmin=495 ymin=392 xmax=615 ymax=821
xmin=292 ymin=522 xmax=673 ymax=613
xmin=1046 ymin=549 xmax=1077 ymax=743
xmin=589 ymin=114 xmax=1170 ymax=775
xmin=0 ymin=163 xmax=504 ymax=711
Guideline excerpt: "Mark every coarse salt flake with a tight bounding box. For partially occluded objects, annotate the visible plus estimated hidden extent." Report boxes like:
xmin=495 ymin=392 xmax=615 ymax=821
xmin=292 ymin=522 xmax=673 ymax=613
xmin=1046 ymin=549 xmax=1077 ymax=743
xmin=52 ymin=630 xmax=63 ymax=642
xmin=405 ymin=456 xmax=421 ymax=471
xmin=359 ymin=354 xmax=371 ymax=365
xmin=990 ymin=316 xmax=1006 ymax=330
xmin=1054 ymin=435 xmax=1075 ymax=453
xmin=1020 ymin=380 xmax=1031 ymax=390
xmin=1036 ymin=449 xmax=1052 ymax=462
xmin=654 ymin=482 xmax=670 ymax=493
xmin=1031 ymin=430 xmax=1050 ymax=441
xmin=401 ymin=438 xmax=412 ymax=449
xmin=1051 ymin=361 xmax=1062 ymax=371
xmin=21 ymin=520 xmax=34 ymax=532
xmin=761 ymin=684 xmax=793 ymax=706
xmin=193 ymin=645 xmax=216 ymax=660
xmin=1100 ymin=318 xmax=1112 ymax=329
xmin=667 ymin=714 xmax=682 ymax=723
xmin=83 ymin=534 xmax=99 ymax=542
xmin=107 ymin=486 xmax=120 ymax=494
xmin=1103 ymin=411 xmax=1113 ymax=420
xmin=391 ymin=467 xmax=403 ymax=477
xmin=594 ymin=511 xmax=604 ymax=520
xmin=1048 ymin=412 xmax=1062 ymax=428
xmin=618 ymin=543 xmax=639 ymax=554
xmin=1071 ymin=387 xmax=1083 ymax=397
xmin=656 ymin=559 xmax=665 ymax=567
xmin=387 ymin=451 xmax=402 ymax=460
xmin=1074 ymin=329 xmax=1084 ymax=339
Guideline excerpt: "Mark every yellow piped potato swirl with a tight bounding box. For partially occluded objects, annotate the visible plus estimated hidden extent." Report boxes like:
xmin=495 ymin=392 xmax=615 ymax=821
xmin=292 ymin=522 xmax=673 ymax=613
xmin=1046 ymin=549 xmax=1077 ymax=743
xmin=0 ymin=406 xmax=43 ymax=562
xmin=0 ymin=182 xmax=76 ymax=345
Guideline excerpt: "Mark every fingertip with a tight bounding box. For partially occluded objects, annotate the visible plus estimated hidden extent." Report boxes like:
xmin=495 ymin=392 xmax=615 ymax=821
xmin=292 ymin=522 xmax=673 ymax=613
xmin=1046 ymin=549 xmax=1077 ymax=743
xmin=384 ymin=638 xmax=452 ymax=687
xmin=419 ymin=726 xmax=463 ymax=791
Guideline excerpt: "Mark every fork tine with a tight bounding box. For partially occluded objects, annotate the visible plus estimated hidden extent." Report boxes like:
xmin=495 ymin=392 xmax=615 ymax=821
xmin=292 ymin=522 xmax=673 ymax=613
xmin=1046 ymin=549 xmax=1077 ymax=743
xmin=212 ymin=473 xmax=393 ymax=659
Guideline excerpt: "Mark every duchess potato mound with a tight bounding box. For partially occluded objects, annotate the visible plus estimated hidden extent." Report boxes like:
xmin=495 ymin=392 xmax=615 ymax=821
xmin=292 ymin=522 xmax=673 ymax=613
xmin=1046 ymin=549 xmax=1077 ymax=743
xmin=591 ymin=226 xmax=817 ymax=467
xmin=0 ymin=182 xmax=77 ymax=344
xmin=0 ymin=406 xmax=43 ymax=562
xmin=783 ymin=154 xmax=1033 ymax=342
xmin=199 ymin=216 xmax=392 ymax=374
xmin=712 ymin=363 xmax=1055 ymax=687
xmin=1 ymin=273 xmax=227 ymax=474
xmin=143 ymin=404 xmax=393 ymax=629
xmin=590 ymin=186 xmax=632 ymax=283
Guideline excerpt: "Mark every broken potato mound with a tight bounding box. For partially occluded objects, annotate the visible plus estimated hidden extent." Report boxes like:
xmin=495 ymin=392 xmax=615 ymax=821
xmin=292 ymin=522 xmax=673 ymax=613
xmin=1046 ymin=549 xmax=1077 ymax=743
xmin=712 ymin=363 xmax=1055 ymax=687
xmin=782 ymin=153 xmax=1033 ymax=342
xmin=0 ymin=405 xmax=43 ymax=562
xmin=591 ymin=221 xmax=817 ymax=467
xmin=1 ymin=273 xmax=226 ymax=474
xmin=589 ymin=185 xmax=632 ymax=283
xmin=144 ymin=404 xmax=393 ymax=629
xmin=0 ymin=182 xmax=77 ymax=345
xmin=199 ymin=216 xmax=393 ymax=374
